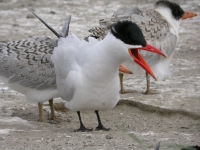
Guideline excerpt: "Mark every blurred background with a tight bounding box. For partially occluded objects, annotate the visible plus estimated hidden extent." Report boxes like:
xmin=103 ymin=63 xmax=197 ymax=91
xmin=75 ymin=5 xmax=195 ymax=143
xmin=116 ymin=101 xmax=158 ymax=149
xmin=0 ymin=0 xmax=199 ymax=41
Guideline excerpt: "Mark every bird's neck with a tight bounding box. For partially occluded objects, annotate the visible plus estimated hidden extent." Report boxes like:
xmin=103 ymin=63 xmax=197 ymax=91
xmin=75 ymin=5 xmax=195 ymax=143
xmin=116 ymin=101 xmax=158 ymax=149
xmin=82 ymin=34 xmax=129 ymax=82
xmin=155 ymin=7 xmax=180 ymax=36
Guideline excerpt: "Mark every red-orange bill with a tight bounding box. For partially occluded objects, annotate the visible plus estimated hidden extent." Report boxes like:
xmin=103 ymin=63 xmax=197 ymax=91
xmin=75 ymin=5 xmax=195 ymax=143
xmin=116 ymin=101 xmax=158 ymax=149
xmin=182 ymin=11 xmax=197 ymax=20
xmin=138 ymin=44 xmax=167 ymax=58
xmin=128 ymin=49 xmax=156 ymax=80
xmin=128 ymin=43 xmax=166 ymax=81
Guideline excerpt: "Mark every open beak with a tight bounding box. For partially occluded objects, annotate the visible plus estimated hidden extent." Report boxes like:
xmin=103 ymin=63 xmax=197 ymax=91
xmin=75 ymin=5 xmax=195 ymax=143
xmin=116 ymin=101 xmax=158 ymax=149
xmin=128 ymin=44 xmax=167 ymax=80
xmin=119 ymin=64 xmax=133 ymax=74
xmin=182 ymin=11 xmax=197 ymax=20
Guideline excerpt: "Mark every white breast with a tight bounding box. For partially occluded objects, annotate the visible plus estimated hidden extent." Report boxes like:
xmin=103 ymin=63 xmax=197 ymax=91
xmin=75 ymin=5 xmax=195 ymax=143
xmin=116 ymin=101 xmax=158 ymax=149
xmin=64 ymin=72 xmax=120 ymax=111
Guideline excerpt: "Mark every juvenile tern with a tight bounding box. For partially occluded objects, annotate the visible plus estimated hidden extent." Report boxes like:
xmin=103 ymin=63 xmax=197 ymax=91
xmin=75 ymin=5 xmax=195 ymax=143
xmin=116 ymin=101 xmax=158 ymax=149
xmin=88 ymin=0 xmax=197 ymax=94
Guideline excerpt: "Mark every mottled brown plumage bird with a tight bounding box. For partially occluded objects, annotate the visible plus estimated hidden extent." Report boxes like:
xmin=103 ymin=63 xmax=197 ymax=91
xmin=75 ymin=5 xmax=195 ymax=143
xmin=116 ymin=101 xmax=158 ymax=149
xmin=88 ymin=0 xmax=196 ymax=94
xmin=0 ymin=10 xmax=72 ymax=122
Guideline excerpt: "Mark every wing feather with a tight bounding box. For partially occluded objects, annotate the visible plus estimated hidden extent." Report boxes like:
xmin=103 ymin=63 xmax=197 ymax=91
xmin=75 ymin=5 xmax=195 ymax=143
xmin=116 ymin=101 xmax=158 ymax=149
xmin=0 ymin=37 xmax=57 ymax=90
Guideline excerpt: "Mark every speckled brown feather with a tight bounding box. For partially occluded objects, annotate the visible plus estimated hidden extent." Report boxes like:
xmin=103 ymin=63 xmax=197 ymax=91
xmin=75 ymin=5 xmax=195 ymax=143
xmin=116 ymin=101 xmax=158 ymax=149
xmin=0 ymin=37 xmax=58 ymax=89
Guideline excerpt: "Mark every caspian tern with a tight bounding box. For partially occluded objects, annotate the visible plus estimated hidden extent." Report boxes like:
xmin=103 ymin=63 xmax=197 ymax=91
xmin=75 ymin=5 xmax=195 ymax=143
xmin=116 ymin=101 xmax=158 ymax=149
xmin=88 ymin=0 xmax=197 ymax=94
xmin=0 ymin=10 xmax=132 ymax=122
xmin=41 ymin=16 xmax=167 ymax=131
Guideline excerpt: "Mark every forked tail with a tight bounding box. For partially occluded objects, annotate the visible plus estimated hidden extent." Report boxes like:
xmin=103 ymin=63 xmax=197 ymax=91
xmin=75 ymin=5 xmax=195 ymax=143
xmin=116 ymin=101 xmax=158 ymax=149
xmin=27 ymin=8 xmax=71 ymax=38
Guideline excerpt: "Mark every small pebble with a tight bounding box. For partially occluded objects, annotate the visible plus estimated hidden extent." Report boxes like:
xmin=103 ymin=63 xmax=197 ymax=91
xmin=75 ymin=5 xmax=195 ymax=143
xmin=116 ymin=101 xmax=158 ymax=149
xmin=86 ymin=134 xmax=92 ymax=139
xmin=0 ymin=137 xmax=5 ymax=140
xmin=65 ymin=135 xmax=71 ymax=138
xmin=13 ymin=24 xmax=19 ymax=26
xmin=20 ymin=107 xmax=25 ymax=110
xmin=66 ymin=117 xmax=72 ymax=122
xmin=50 ymin=11 xmax=56 ymax=14
xmin=106 ymin=134 xmax=113 ymax=139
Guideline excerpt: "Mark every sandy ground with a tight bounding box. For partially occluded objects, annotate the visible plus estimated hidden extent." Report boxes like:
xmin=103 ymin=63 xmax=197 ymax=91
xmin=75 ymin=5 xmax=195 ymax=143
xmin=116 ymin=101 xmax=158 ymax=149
xmin=0 ymin=0 xmax=200 ymax=150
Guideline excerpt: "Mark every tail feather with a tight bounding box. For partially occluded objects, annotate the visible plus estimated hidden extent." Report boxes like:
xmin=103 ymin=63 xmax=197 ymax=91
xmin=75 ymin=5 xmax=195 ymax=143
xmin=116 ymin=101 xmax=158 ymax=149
xmin=60 ymin=15 xmax=71 ymax=38
xmin=28 ymin=8 xmax=71 ymax=38
xmin=28 ymin=8 xmax=61 ymax=38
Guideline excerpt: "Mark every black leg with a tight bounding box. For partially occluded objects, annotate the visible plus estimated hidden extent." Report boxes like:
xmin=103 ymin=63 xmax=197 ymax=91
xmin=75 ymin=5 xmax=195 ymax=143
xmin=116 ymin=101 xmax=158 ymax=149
xmin=74 ymin=111 xmax=93 ymax=132
xmin=95 ymin=110 xmax=109 ymax=131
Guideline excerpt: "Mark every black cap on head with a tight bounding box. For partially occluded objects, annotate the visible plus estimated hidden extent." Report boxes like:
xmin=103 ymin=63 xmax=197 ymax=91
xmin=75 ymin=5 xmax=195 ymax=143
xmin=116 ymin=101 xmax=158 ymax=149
xmin=155 ymin=0 xmax=184 ymax=20
xmin=111 ymin=21 xmax=146 ymax=47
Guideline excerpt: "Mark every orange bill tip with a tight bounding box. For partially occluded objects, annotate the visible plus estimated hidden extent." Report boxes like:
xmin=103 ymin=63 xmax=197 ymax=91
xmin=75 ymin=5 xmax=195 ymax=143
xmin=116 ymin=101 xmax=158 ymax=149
xmin=182 ymin=11 xmax=197 ymax=20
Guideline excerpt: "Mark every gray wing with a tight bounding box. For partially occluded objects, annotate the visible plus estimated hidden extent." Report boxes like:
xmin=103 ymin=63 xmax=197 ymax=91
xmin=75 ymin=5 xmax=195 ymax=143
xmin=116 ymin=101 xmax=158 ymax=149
xmin=88 ymin=8 xmax=177 ymax=66
xmin=135 ymin=10 xmax=177 ymax=66
xmin=100 ymin=5 xmax=143 ymax=27
xmin=112 ymin=5 xmax=142 ymax=17
xmin=88 ymin=5 xmax=149 ymax=39
xmin=0 ymin=37 xmax=58 ymax=90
